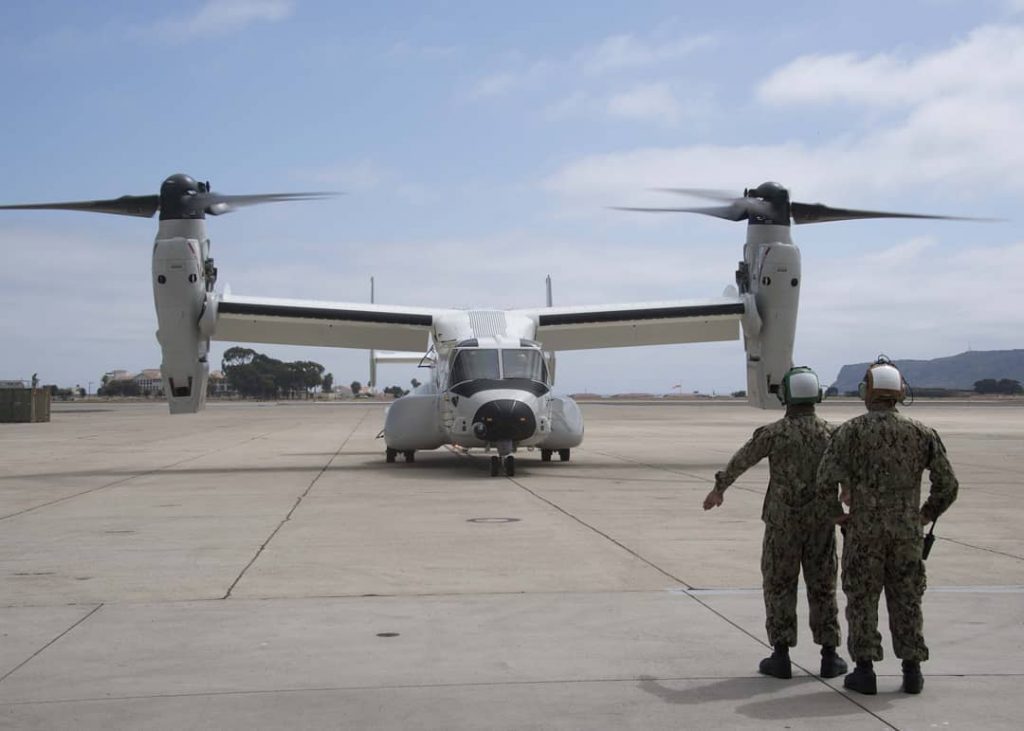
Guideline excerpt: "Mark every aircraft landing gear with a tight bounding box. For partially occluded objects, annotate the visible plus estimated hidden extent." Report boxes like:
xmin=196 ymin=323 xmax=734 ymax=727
xmin=403 ymin=450 xmax=415 ymax=463
xmin=386 ymin=448 xmax=397 ymax=463
xmin=489 ymin=451 xmax=516 ymax=477
xmin=558 ymin=449 xmax=571 ymax=462
xmin=541 ymin=449 xmax=552 ymax=462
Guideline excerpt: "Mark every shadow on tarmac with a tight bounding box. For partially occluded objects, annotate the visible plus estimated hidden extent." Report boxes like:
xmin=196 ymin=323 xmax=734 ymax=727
xmin=636 ymin=674 xmax=894 ymax=720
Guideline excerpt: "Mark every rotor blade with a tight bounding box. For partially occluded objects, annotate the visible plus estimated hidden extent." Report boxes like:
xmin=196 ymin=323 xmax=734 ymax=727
xmin=652 ymin=187 xmax=741 ymax=203
xmin=610 ymin=204 xmax=749 ymax=221
xmin=199 ymin=191 xmax=338 ymax=216
xmin=0 ymin=195 xmax=159 ymax=218
xmin=791 ymin=201 xmax=996 ymax=225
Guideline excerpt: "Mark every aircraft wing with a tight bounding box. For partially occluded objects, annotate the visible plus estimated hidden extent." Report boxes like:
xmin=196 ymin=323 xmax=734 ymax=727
xmin=213 ymin=293 xmax=438 ymax=351
xmin=518 ymin=297 xmax=745 ymax=351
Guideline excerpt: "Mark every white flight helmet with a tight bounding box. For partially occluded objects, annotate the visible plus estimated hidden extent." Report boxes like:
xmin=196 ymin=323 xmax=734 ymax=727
xmin=858 ymin=357 xmax=907 ymax=403
xmin=780 ymin=366 xmax=824 ymax=405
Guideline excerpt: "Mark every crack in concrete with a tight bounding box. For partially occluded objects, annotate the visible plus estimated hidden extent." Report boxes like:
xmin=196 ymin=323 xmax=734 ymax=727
xmin=222 ymin=411 xmax=369 ymax=600
xmin=0 ymin=604 xmax=103 ymax=685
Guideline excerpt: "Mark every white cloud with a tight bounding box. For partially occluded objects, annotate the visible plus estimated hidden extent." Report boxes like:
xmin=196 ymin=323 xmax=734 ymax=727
xmin=545 ymin=26 xmax=1024 ymax=205
xmin=606 ymin=82 xmax=683 ymax=125
xmin=757 ymin=25 xmax=1024 ymax=108
xmin=577 ymin=33 xmax=715 ymax=76
xmin=144 ymin=0 xmax=294 ymax=41
xmin=798 ymin=238 xmax=1024 ymax=381
xmin=468 ymin=31 xmax=712 ymax=103
xmin=469 ymin=61 xmax=554 ymax=98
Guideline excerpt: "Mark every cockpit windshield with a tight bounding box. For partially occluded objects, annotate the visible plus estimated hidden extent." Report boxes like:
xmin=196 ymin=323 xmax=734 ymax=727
xmin=450 ymin=348 xmax=549 ymax=386
xmin=450 ymin=349 xmax=500 ymax=384
xmin=502 ymin=349 xmax=547 ymax=382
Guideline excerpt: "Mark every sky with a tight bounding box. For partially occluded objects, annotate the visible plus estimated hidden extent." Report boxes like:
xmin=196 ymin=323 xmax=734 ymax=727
xmin=1 ymin=0 xmax=1022 ymax=395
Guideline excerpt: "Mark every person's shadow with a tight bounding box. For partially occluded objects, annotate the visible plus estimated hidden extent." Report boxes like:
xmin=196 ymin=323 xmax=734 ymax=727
xmin=637 ymin=674 xmax=893 ymax=721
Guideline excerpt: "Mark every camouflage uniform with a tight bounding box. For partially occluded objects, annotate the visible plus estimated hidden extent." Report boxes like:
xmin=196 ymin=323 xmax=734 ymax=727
xmin=817 ymin=409 xmax=958 ymax=663
xmin=715 ymin=409 xmax=840 ymax=648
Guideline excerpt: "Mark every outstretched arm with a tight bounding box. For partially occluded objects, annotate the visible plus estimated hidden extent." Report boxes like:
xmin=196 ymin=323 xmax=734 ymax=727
xmin=703 ymin=426 xmax=771 ymax=510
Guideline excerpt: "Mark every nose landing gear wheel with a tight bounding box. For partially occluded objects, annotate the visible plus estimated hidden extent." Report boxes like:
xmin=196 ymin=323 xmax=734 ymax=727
xmin=403 ymin=451 xmax=415 ymax=463
xmin=504 ymin=455 xmax=515 ymax=477
xmin=490 ymin=456 xmax=500 ymax=477
xmin=386 ymin=448 xmax=397 ymax=463
xmin=541 ymin=449 xmax=552 ymax=462
xmin=558 ymin=449 xmax=571 ymax=462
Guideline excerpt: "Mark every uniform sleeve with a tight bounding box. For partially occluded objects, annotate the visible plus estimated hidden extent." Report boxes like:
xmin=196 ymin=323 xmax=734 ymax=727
xmin=815 ymin=430 xmax=847 ymax=520
xmin=921 ymin=430 xmax=959 ymax=522
xmin=714 ymin=426 xmax=772 ymax=492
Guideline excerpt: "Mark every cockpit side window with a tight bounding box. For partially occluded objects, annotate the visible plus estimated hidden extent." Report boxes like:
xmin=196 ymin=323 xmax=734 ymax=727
xmin=502 ymin=349 xmax=546 ymax=382
xmin=450 ymin=349 xmax=500 ymax=384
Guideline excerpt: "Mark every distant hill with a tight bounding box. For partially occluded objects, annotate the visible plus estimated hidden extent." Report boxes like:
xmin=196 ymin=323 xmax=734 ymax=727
xmin=831 ymin=350 xmax=1024 ymax=393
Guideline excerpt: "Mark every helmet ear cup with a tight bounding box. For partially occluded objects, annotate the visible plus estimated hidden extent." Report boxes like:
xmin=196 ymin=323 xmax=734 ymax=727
xmin=858 ymin=381 xmax=867 ymax=400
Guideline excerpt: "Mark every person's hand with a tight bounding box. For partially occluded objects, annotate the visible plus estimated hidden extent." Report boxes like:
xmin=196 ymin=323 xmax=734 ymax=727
xmin=703 ymin=489 xmax=724 ymax=510
xmin=834 ymin=513 xmax=850 ymax=526
xmin=840 ymin=486 xmax=851 ymax=506
xmin=920 ymin=512 xmax=931 ymax=525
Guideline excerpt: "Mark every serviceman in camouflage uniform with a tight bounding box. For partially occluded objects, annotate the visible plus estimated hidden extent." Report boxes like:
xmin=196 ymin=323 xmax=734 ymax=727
xmin=704 ymin=366 xmax=847 ymax=680
xmin=817 ymin=358 xmax=958 ymax=695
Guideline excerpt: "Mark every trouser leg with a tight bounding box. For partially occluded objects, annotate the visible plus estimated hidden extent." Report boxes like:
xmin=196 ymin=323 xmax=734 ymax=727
xmin=843 ymin=532 xmax=885 ymax=661
xmin=802 ymin=523 xmax=841 ymax=647
xmin=762 ymin=523 xmax=801 ymax=647
xmin=885 ymin=539 xmax=929 ymax=662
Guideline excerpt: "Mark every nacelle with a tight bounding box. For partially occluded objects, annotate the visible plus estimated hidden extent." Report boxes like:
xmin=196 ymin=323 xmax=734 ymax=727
xmin=740 ymin=225 xmax=800 ymax=409
xmin=152 ymin=230 xmax=213 ymax=414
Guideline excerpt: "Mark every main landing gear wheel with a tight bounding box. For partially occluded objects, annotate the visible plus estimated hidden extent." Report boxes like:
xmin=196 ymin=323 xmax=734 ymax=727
xmin=490 ymin=456 xmax=500 ymax=477
xmin=504 ymin=455 xmax=515 ymax=477
xmin=541 ymin=449 xmax=552 ymax=462
xmin=403 ymin=450 xmax=415 ymax=463
xmin=558 ymin=449 xmax=571 ymax=462
xmin=386 ymin=448 xmax=397 ymax=463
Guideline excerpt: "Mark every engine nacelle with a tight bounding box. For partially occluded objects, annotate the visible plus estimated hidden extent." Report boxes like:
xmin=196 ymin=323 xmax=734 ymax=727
xmin=152 ymin=223 xmax=212 ymax=414
xmin=739 ymin=225 xmax=800 ymax=409
xmin=384 ymin=392 xmax=446 ymax=450
xmin=537 ymin=395 xmax=584 ymax=450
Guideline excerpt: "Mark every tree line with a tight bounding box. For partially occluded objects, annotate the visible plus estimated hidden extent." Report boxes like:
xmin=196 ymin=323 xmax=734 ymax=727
xmin=222 ymin=347 xmax=327 ymax=399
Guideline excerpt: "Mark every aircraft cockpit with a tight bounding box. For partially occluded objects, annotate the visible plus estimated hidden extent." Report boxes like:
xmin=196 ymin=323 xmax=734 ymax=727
xmin=448 ymin=341 xmax=550 ymax=396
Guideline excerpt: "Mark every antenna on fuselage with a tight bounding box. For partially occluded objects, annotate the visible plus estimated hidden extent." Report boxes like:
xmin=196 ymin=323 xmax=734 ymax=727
xmin=545 ymin=274 xmax=556 ymax=385
xmin=369 ymin=275 xmax=376 ymax=390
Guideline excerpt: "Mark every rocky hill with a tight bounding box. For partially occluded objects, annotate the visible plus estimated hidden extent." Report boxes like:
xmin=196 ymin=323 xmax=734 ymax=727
xmin=830 ymin=350 xmax=1024 ymax=393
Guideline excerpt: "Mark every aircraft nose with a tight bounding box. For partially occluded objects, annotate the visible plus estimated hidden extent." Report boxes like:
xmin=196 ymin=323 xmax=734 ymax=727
xmin=472 ymin=399 xmax=536 ymax=442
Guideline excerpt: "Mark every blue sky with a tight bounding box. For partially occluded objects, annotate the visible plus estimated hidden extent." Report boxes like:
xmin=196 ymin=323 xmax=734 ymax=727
xmin=1 ymin=0 xmax=1022 ymax=394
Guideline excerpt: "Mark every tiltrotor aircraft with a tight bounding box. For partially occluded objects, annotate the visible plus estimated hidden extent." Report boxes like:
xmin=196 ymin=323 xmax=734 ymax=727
xmin=0 ymin=176 xmax=979 ymax=476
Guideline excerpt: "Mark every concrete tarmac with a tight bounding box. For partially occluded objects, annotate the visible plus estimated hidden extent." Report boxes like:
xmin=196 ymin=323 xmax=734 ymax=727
xmin=1 ymin=399 xmax=1021 ymax=729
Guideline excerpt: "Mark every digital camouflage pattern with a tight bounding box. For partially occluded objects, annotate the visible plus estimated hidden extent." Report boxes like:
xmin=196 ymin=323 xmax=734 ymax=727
xmin=816 ymin=408 xmax=959 ymax=662
xmin=715 ymin=410 xmax=840 ymax=648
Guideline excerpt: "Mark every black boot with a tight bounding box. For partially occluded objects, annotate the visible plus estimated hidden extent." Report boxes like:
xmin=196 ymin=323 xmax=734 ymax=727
xmin=844 ymin=659 xmax=877 ymax=695
xmin=820 ymin=645 xmax=849 ymax=678
xmin=758 ymin=644 xmax=792 ymax=679
xmin=902 ymin=660 xmax=924 ymax=694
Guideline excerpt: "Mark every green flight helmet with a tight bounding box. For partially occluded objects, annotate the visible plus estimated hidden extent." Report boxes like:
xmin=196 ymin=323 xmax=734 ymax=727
xmin=780 ymin=366 xmax=824 ymax=405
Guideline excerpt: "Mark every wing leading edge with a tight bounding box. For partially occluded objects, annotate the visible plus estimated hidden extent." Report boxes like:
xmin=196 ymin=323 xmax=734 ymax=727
xmin=519 ymin=297 xmax=745 ymax=351
xmin=214 ymin=294 xmax=438 ymax=352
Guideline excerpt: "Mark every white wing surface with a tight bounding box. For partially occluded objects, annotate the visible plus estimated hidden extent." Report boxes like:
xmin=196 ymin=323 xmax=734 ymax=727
xmin=214 ymin=294 xmax=439 ymax=351
xmin=517 ymin=297 xmax=745 ymax=351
